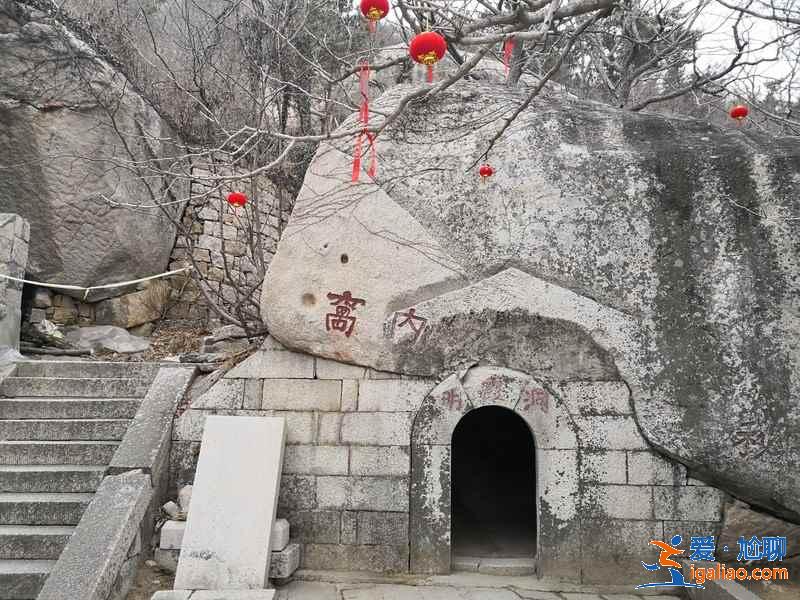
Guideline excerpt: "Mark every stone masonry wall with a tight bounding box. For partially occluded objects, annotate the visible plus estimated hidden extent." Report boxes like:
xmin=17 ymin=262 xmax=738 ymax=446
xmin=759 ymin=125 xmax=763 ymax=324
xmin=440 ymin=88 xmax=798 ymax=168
xmin=166 ymin=167 xmax=290 ymax=325
xmin=23 ymin=166 xmax=290 ymax=333
xmin=0 ymin=213 xmax=29 ymax=349
xmin=170 ymin=340 xmax=728 ymax=582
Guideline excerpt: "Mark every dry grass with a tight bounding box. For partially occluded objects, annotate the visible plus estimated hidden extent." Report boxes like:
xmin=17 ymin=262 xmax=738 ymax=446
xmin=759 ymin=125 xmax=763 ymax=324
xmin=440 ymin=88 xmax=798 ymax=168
xmin=143 ymin=324 xmax=209 ymax=360
xmin=94 ymin=323 xmax=209 ymax=362
xmin=124 ymin=560 xmax=173 ymax=600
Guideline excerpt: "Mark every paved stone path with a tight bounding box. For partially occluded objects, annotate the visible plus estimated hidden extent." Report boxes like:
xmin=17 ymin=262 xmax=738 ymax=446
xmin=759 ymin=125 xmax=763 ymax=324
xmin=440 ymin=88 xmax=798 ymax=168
xmin=274 ymin=573 xmax=685 ymax=600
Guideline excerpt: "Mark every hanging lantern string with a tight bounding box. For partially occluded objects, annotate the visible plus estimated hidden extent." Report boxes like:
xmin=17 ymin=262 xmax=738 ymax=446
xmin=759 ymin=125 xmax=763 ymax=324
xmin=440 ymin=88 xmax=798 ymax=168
xmin=359 ymin=60 xmax=370 ymax=125
xmin=351 ymin=129 xmax=378 ymax=182
xmin=503 ymin=36 xmax=515 ymax=79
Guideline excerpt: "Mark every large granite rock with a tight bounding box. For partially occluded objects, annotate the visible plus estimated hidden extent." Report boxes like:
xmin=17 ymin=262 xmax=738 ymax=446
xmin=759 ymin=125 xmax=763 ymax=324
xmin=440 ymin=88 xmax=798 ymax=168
xmin=0 ymin=1 xmax=184 ymax=300
xmin=262 ymin=82 xmax=800 ymax=521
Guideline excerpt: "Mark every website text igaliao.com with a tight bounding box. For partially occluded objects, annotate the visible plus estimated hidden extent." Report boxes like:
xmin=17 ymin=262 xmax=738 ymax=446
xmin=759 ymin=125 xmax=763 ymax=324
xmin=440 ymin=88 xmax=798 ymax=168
xmin=688 ymin=562 xmax=790 ymax=585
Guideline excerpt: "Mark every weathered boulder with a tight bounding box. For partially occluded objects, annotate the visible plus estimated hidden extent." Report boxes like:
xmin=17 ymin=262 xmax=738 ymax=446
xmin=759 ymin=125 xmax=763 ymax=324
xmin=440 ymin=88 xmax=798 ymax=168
xmin=0 ymin=1 xmax=185 ymax=300
xmin=262 ymin=82 xmax=800 ymax=521
xmin=717 ymin=500 xmax=800 ymax=565
xmin=95 ymin=282 xmax=171 ymax=328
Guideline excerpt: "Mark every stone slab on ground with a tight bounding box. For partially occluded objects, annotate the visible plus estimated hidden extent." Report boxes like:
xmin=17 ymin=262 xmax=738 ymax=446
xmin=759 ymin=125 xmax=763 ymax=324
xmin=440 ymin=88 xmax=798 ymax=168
xmin=274 ymin=572 xmax=689 ymax=599
xmin=174 ymin=416 xmax=286 ymax=590
xmin=64 ymin=326 xmax=150 ymax=354
xmin=152 ymin=592 xmax=192 ymax=600
xmin=153 ymin=592 xmax=275 ymax=600
xmin=686 ymin=579 xmax=763 ymax=600
xmin=191 ymin=592 xmax=276 ymax=600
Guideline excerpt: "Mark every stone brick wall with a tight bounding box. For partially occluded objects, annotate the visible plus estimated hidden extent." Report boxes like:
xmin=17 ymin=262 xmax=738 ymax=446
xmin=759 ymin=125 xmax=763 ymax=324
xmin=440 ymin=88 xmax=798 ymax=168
xmin=166 ymin=167 xmax=290 ymax=325
xmin=24 ymin=166 xmax=291 ymax=332
xmin=0 ymin=214 xmax=29 ymax=349
xmin=170 ymin=340 xmax=728 ymax=582
xmin=171 ymin=341 xmax=427 ymax=573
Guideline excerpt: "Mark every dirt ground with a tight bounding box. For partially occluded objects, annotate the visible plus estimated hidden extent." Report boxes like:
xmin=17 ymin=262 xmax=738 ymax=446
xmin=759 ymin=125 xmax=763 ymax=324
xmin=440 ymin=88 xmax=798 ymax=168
xmin=125 ymin=560 xmax=173 ymax=600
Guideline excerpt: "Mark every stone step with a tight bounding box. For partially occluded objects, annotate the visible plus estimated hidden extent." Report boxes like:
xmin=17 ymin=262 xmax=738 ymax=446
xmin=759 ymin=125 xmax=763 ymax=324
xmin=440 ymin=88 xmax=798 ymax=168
xmin=0 ymin=441 xmax=118 ymax=466
xmin=13 ymin=361 xmax=159 ymax=380
xmin=0 ymin=493 xmax=93 ymax=525
xmin=451 ymin=555 xmax=537 ymax=576
xmin=0 ymin=526 xmax=74 ymax=560
xmin=0 ymin=466 xmax=105 ymax=493
xmin=0 ymin=398 xmax=140 ymax=420
xmin=0 ymin=559 xmax=53 ymax=600
xmin=0 ymin=419 xmax=131 ymax=441
xmin=0 ymin=377 xmax=150 ymax=399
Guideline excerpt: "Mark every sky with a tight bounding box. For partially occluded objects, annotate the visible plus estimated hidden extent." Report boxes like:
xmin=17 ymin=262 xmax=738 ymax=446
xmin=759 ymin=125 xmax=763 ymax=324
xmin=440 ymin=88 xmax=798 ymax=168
xmin=373 ymin=0 xmax=796 ymax=96
xmin=693 ymin=1 xmax=792 ymax=77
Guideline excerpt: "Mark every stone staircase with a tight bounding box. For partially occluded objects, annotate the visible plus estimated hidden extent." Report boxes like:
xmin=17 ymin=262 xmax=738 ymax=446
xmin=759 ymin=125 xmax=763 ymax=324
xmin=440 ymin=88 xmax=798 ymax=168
xmin=0 ymin=361 xmax=158 ymax=600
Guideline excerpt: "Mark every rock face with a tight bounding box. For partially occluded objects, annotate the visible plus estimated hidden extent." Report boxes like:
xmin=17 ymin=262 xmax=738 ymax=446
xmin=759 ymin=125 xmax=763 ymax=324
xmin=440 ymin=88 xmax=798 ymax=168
xmin=716 ymin=500 xmax=800 ymax=566
xmin=0 ymin=213 xmax=29 ymax=349
xmin=262 ymin=82 xmax=800 ymax=522
xmin=0 ymin=1 xmax=184 ymax=300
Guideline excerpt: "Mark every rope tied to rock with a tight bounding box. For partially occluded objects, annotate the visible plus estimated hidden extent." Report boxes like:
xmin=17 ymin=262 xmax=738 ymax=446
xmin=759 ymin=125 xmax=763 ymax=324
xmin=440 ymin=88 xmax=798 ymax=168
xmin=0 ymin=266 xmax=192 ymax=301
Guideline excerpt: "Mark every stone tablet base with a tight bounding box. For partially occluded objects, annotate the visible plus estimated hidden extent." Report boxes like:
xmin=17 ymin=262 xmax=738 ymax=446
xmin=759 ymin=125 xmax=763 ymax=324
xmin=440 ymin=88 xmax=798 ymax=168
xmin=155 ymin=544 xmax=300 ymax=579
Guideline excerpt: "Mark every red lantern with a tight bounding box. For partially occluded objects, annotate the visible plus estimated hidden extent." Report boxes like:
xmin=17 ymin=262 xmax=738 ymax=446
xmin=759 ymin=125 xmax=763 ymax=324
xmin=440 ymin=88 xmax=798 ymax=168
xmin=360 ymin=0 xmax=389 ymax=32
xmin=409 ymin=31 xmax=447 ymax=83
xmin=729 ymin=104 xmax=749 ymax=123
xmin=226 ymin=192 xmax=247 ymax=207
xmin=479 ymin=164 xmax=495 ymax=182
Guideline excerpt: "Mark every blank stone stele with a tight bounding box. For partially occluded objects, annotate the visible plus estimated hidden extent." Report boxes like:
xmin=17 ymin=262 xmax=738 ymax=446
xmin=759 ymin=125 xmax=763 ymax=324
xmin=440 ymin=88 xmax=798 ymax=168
xmin=173 ymin=416 xmax=286 ymax=591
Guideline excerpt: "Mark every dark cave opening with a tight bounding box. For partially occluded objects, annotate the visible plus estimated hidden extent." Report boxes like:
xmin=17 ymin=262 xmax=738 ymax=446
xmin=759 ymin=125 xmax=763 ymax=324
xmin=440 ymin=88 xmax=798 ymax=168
xmin=451 ymin=405 xmax=537 ymax=558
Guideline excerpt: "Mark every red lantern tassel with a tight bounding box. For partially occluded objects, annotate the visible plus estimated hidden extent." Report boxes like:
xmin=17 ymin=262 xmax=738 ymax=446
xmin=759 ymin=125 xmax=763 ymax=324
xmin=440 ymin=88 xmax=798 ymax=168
xmin=351 ymin=130 xmax=377 ymax=182
xmin=427 ymin=64 xmax=434 ymax=83
xmin=359 ymin=61 xmax=370 ymax=125
xmin=365 ymin=131 xmax=377 ymax=178
xmin=368 ymin=20 xmax=376 ymax=34
xmin=503 ymin=37 xmax=515 ymax=78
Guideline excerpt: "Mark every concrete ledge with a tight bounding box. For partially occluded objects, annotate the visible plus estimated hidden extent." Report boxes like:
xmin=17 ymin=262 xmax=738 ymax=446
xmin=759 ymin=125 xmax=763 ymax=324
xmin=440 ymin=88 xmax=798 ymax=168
xmin=108 ymin=367 xmax=197 ymax=481
xmin=37 ymin=470 xmax=153 ymax=600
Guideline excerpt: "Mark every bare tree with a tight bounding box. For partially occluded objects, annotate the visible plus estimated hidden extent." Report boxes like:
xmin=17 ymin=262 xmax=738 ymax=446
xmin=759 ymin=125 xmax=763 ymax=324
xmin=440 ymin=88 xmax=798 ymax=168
xmin=13 ymin=0 xmax=798 ymax=333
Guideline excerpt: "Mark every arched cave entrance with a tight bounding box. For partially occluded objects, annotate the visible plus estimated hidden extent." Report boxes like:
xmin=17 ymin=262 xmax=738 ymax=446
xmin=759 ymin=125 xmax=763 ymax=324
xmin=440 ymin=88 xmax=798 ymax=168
xmin=451 ymin=406 xmax=536 ymax=559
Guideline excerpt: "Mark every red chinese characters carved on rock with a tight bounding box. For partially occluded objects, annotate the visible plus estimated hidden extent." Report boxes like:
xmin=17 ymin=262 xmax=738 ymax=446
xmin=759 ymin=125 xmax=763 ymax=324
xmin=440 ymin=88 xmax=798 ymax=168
xmin=519 ymin=386 xmax=549 ymax=413
xmin=393 ymin=307 xmax=428 ymax=342
xmin=480 ymin=374 xmax=506 ymax=404
xmin=326 ymin=291 xmax=366 ymax=337
xmin=441 ymin=388 xmax=463 ymax=411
